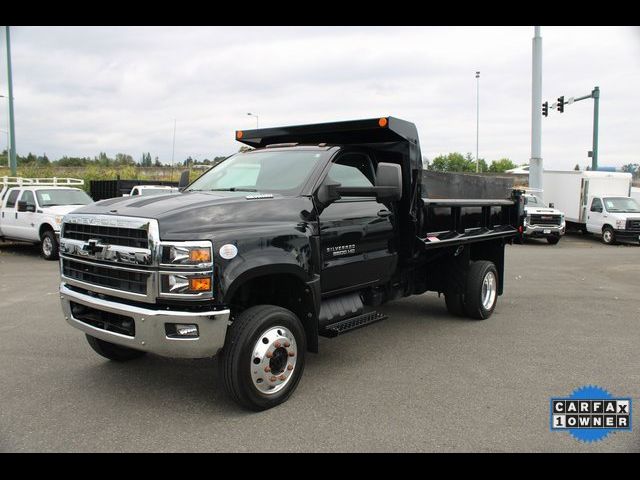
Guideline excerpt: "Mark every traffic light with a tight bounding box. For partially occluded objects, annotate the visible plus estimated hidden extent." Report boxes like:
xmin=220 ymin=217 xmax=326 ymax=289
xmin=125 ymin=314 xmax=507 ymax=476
xmin=542 ymin=101 xmax=548 ymax=117
xmin=557 ymin=96 xmax=564 ymax=113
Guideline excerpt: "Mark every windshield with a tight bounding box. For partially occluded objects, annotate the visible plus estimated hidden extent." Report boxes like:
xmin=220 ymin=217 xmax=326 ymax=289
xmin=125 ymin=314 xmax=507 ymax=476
xmin=36 ymin=189 xmax=93 ymax=207
xmin=186 ymin=150 xmax=324 ymax=194
xmin=524 ymin=195 xmax=544 ymax=207
xmin=603 ymin=197 xmax=640 ymax=213
xmin=139 ymin=188 xmax=177 ymax=196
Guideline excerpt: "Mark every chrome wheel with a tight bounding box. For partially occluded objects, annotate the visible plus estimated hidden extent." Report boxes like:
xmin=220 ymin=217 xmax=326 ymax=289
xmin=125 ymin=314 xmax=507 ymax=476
xmin=42 ymin=236 xmax=53 ymax=257
xmin=603 ymin=229 xmax=613 ymax=244
xmin=250 ymin=326 xmax=298 ymax=395
xmin=481 ymin=271 xmax=497 ymax=310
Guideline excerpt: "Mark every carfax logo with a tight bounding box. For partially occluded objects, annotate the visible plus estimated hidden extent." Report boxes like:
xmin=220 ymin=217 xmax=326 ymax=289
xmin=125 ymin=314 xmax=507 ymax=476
xmin=550 ymin=385 xmax=632 ymax=443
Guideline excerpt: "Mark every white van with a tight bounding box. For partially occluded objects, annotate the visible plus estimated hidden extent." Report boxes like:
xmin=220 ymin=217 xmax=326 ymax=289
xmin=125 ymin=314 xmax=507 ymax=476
xmin=543 ymin=171 xmax=639 ymax=244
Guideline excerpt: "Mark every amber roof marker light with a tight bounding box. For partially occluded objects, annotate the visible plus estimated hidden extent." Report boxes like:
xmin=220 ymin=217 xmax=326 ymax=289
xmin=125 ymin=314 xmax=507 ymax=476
xmin=236 ymin=130 xmax=244 ymax=140
xmin=378 ymin=117 xmax=388 ymax=128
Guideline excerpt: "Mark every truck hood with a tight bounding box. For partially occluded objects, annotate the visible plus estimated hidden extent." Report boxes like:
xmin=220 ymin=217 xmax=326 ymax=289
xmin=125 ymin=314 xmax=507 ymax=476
xmin=69 ymin=191 xmax=314 ymax=239
xmin=43 ymin=204 xmax=87 ymax=216
xmin=524 ymin=207 xmax=564 ymax=215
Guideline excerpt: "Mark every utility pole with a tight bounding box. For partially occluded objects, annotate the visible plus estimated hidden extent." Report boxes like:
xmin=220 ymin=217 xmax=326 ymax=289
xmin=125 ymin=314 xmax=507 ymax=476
xmin=247 ymin=112 xmax=259 ymax=129
xmin=475 ymin=71 xmax=480 ymax=173
xmin=591 ymin=86 xmax=600 ymax=170
xmin=5 ymin=27 xmax=17 ymax=176
xmin=529 ymin=26 xmax=543 ymax=200
xmin=170 ymin=119 xmax=176 ymax=181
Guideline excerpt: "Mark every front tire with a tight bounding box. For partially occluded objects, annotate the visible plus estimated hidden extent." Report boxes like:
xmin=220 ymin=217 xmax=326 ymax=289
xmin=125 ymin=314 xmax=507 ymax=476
xmin=221 ymin=305 xmax=306 ymax=411
xmin=41 ymin=230 xmax=59 ymax=260
xmin=85 ymin=334 xmax=147 ymax=361
xmin=464 ymin=261 xmax=499 ymax=320
xmin=602 ymin=226 xmax=616 ymax=245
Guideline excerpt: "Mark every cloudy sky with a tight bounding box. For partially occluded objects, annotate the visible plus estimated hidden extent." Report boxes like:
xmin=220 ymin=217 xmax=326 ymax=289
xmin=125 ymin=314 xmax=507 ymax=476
xmin=1 ymin=26 xmax=639 ymax=170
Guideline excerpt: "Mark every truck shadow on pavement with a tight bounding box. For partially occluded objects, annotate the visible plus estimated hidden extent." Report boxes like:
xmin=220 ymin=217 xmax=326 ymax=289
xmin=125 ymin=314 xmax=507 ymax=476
xmin=0 ymin=241 xmax=42 ymax=257
xmin=67 ymin=295 xmax=459 ymax=415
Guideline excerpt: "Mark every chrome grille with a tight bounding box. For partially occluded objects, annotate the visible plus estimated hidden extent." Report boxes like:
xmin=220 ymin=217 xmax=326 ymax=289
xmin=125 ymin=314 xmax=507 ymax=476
xmin=529 ymin=214 xmax=561 ymax=226
xmin=62 ymin=258 xmax=150 ymax=295
xmin=63 ymin=222 xmax=148 ymax=248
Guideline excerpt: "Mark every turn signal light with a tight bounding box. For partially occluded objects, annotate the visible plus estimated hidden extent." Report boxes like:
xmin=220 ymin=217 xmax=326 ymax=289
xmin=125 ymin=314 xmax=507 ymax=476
xmin=189 ymin=248 xmax=211 ymax=263
xmin=236 ymin=130 xmax=244 ymax=139
xmin=189 ymin=277 xmax=211 ymax=291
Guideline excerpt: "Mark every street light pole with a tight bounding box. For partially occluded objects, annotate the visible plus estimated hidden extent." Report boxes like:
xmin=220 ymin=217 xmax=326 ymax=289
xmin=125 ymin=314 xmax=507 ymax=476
xmin=475 ymin=71 xmax=480 ymax=173
xmin=5 ymin=27 xmax=17 ymax=176
xmin=171 ymin=119 xmax=176 ymax=181
xmin=591 ymin=86 xmax=600 ymax=171
xmin=529 ymin=26 xmax=543 ymax=199
xmin=247 ymin=112 xmax=259 ymax=129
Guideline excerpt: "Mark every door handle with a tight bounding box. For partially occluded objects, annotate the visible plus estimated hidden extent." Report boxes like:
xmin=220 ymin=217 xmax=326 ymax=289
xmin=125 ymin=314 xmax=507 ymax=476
xmin=377 ymin=210 xmax=392 ymax=218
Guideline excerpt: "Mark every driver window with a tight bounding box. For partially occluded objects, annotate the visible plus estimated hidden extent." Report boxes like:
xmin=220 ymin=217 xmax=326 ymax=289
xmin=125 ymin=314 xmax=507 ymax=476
xmin=327 ymin=153 xmax=375 ymax=188
xmin=21 ymin=190 xmax=35 ymax=207
xmin=590 ymin=198 xmax=602 ymax=212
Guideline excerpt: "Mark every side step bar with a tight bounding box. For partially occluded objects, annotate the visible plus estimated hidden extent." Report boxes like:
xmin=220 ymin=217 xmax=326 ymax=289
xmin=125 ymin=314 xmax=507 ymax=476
xmin=320 ymin=311 xmax=387 ymax=338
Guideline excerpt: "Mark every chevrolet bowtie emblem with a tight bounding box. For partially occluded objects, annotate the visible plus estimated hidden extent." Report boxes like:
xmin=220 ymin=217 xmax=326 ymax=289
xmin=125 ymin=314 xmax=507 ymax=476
xmin=83 ymin=239 xmax=105 ymax=255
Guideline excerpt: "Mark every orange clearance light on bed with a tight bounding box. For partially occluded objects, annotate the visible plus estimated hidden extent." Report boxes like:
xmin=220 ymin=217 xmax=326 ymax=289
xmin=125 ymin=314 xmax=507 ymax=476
xmin=189 ymin=277 xmax=211 ymax=291
xmin=378 ymin=117 xmax=388 ymax=127
xmin=236 ymin=130 xmax=244 ymax=139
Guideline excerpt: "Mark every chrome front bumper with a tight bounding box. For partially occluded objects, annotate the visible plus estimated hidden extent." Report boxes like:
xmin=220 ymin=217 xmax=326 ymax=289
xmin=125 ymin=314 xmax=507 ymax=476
xmin=60 ymin=283 xmax=230 ymax=359
xmin=524 ymin=224 xmax=565 ymax=237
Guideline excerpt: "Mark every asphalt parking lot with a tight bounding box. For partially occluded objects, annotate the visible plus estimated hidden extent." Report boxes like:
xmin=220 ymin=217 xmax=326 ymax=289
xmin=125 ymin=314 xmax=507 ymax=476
xmin=0 ymin=234 xmax=638 ymax=452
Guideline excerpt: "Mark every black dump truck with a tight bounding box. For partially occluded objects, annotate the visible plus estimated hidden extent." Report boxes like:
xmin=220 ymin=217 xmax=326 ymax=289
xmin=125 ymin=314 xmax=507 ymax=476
xmin=58 ymin=117 xmax=524 ymax=410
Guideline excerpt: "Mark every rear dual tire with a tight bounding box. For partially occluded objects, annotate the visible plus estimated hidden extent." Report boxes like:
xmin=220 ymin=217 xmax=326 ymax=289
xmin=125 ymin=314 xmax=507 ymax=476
xmin=445 ymin=260 xmax=498 ymax=320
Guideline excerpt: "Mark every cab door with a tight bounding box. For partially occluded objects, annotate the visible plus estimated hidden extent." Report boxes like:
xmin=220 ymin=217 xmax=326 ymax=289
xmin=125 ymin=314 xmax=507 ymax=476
xmin=586 ymin=197 xmax=604 ymax=233
xmin=0 ymin=189 xmax=21 ymax=238
xmin=318 ymin=152 xmax=397 ymax=293
xmin=15 ymin=190 xmax=38 ymax=241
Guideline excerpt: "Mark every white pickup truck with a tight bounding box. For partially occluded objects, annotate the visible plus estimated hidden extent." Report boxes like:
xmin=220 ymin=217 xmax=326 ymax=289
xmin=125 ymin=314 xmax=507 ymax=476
xmin=125 ymin=185 xmax=179 ymax=197
xmin=0 ymin=177 xmax=93 ymax=259
xmin=522 ymin=193 xmax=565 ymax=244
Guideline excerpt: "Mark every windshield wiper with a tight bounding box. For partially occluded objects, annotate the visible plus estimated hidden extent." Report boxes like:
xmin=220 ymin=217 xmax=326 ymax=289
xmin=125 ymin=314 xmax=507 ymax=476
xmin=209 ymin=187 xmax=257 ymax=192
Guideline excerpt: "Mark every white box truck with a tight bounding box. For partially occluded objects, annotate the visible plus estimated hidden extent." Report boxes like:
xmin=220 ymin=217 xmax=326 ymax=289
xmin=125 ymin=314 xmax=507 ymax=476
xmin=543 ymin=170 xmax=639 ymax=245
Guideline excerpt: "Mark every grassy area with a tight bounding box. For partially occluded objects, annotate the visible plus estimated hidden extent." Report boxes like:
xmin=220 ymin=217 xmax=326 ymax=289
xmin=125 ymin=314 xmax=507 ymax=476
xmin=0 ymin=165 xmax=201 ymax=192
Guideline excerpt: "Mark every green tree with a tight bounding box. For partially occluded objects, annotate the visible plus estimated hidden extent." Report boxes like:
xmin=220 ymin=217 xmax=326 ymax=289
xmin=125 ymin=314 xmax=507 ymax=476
xmin=429 ymin=152 xmax=476 ymax=172
xmin=488 ymin=158 xmax=517 ymax=173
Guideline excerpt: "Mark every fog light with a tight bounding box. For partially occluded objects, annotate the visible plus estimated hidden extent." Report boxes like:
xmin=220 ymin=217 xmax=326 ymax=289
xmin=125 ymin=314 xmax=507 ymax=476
xmin=175 ymin=324 xmax=199 ymax=337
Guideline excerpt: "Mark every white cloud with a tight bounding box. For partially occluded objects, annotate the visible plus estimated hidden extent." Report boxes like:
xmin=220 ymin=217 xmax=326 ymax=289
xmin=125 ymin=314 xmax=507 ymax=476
xmin=1 ymin=25 xmax=638 ymax=169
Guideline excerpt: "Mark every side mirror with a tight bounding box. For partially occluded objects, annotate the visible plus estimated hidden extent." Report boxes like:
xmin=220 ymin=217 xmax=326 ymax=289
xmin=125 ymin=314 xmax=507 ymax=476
xmin=374 ymin=162 xmax=402 ymax=202
xmin=178 ymin=170 xmax=190 ymax=191
xmin=317 ymin=180 xmax=342 ymax=208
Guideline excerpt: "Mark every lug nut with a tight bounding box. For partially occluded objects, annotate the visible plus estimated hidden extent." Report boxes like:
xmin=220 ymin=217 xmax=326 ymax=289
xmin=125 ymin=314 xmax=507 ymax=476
xmin=264 ymin=366 xmax=271 ymax=372
xmin=266 ymin=352 xmax=273 ymax=358
xmin=287 ymin=364 xmax=293 ymax=371
xmin=274 ymin=341 xmax=281 ymax=348
xmin=270 ymin=376 xmax=277 ymax=382
xmin=284 ymin=341 xmax=290 ymax=347
xmin=279 ymin=375 xmax=286 ymax=381
xmin=288 ymin=351 xmax=295 ymax=357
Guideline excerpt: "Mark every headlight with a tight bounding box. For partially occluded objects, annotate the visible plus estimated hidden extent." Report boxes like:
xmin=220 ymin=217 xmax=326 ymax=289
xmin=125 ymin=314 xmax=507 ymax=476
xmin=55 ymin=215 xmax=63 ymax=225
xmin=615 ymin=219 xmax=626 ymax=229
xmin=162 ymin=243 xmax=212 ymax=266
xmin=160 ymin=273 xmax=212 ymax=295
xmin=159 ymin=241 xmax=213 ymax=298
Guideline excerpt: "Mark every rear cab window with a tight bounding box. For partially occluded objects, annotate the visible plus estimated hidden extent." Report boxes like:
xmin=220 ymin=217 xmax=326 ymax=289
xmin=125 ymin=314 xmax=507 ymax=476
xmin=4 ymin=189 xmax=21 ymax=209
